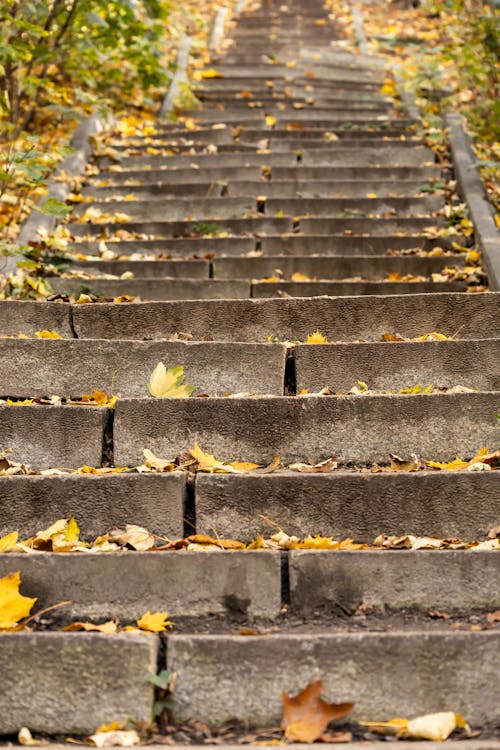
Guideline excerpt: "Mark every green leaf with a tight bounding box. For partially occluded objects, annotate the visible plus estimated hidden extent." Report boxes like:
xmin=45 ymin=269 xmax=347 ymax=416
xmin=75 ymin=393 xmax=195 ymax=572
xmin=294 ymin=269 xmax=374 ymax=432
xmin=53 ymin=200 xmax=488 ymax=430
xmin=34 ymin=198 xmax=70 ymax=218
xmin=148 ymin=669 xmax=171 ymax=689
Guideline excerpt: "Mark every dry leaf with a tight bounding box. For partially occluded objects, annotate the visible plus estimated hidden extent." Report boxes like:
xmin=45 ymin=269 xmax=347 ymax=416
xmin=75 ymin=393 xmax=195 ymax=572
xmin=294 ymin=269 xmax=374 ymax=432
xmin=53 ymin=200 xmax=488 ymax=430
xmin=281 ymin=680 xmax=354 ymax=743
xmin=407 ymin=712 xmax=470 ymax=741
xmin=0 ymin=531 xmax=20 ymax=552
xmin=18 ymin=727 xmax=39 ymax=746
xmin=288 ymin=457 xmax=338 ymax=473
xmin=89 ymin=730 xmax=140 ymax=747
xmin=141 ymin=448 xmax=175 ymax=472
xmin=306 ymin=330 xmax=328 ymax=344
xmin=0 ymin=571 xmax=37 ymax=630
xmin=148 ymin=363 xmax=194 ymax=398
xmin=112 ymin=524 xmax=155 ymax=551
xmin=35 ymin=330 xmax=63 ymax=339
xmin=486 ymin=610 xmax=500 ymax=623
xmin=389 ymin=453 xmax=420 ymax=471
xmin=63 ymin=620 xmax=118 ymax=633
xmin=136 ymin=611 xmax=171 ymax=632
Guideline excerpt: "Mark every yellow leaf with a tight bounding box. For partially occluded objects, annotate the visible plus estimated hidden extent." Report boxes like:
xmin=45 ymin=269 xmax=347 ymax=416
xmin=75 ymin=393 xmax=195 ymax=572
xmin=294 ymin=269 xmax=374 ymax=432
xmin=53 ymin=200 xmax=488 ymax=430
xmin=80 ymin=389 xmax=118 ymax=408
xmin=136 ymin=611 xmax=171 ymax=632
xmin=306 ymin=330 xmax=328 ymax=344
xmin=142 ymin=448 xmax=175 ymax=472
xmin=265 ymin=115 xmax=276 ymax=127
xmin=0 ymin=531 xmax=19 ymax=552
xmin=35 ymin=330 xmax=62 ymax=339
xmin=63 ymin=620 xmax=118 ymax=633
xmin=148 ymin=363 xmax=195 ymax=398
xmin=407 ymin=712 xmax=470 ymax=741
xmin=291 ymin=272 xmax=313 ymax=282
xmin=189 ymin=442 xmax=228 ymax=472
xmin=0 ymin=571 xmax=37 ymax=630
xmin=229 ymin=460 xmax=261 ymax=471
xmin=200 ymin=68 xmax=224 ymax=79
xmin=366 ymin=192 xmax=378 ymax=198
xmin=89 ymin=730 xmax=140 ymax=747
xmin=94 ymin=722 xmax=124 ymax=734
xmin=413 ymin=332 xmax=449 ymax=341
xmin=426 ymin=457 xmax=470 ymax=470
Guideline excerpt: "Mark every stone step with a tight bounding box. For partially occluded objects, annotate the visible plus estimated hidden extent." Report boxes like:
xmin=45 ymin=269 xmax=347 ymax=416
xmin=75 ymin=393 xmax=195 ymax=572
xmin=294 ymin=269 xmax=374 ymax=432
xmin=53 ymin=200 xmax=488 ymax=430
xmin=0 ymin=300 xmax=72 ymax=337
xmin=0 ymin=473 xmax=186 ymax=538
xmin=71 ymin=258 xmax=210 ymax=277
xmin=194 ymin=98 xmax=392 ymax=113
xmin=0 ymin=550 xmax=496 ymax=624
xmin=71 ymin=195 xmax=443 ymax=222
xmin=0 ymin=404 xmax=105 ymax=469
xmin=91 ymin=165 xmax=441 ymax=187
xmin=196 ymin=470 xmax=499 ymax=540
xmin=213 ymin=255 xmax=464 ymax=279
xmin=69 ymin=236 xmax=256 ymax=257
xmin=0 ymin=551 xmax=282 ymax=621
xmin=297 ymin=217 xmax=443 ymax=234
xmin=0 ymin=339 xmax=287 ymax=397
xmin=252 ymin=281 xmax=466 ymax=296
xmin=166 ymin=631 xmax=499 ymax=726
xmin=68 ymin=216 xmax=294 ymax=238
xmin=98 ymin=146 xmax=434 ymax=170
xmin=49 ymin=277 xmax=251 ymax=300
xmin=71 ymin=292 xmax=500 ymax=341
xmin=0 ymin=633 xmax=157 ymax=734
xmin=294 ymin=339 xmax=500 ymax=392
xmin=83 ymin=179 xmax=441 ymax=201
xmin=113 ymin=392 xmax=499 ymax=466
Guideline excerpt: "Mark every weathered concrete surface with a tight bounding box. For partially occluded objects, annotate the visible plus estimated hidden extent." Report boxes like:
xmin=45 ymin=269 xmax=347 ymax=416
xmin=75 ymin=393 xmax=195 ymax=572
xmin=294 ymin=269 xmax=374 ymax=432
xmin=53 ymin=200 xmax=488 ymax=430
xmin=72 ymin=197 xmax=256 ymax=221
xmin=259 ymin=233 xmax=460 ymax=255
xmin=289 ymin=550 xmax=500 ymax=614
xmin=294 ymin=340 xmax=500 ymax=392
xmin=50 ymin=278 xmax=251 ymax=301
xmin=195 ymin=471 xmax=500 ymax=540
xmin=113 ymin=392 xmax=499 ymax=466
xmin=0 ymin=473 xmax=186 ymax=539
xmin=272 ymin=165 xmax=441 ymax=181
xmin=216 ymin=255 xmax=456 ymax=280
xmin=0 ymin=632 xmax=157 ymax=734
xmin=252 ymin=281 xmax=465 ymax=296
xmin=71 ymin=236 xmax=256 ymax=258
xmin=71 ymin=258 xmax=210 ymax=278
xmin=0 ymin=551 xmax=281 ymax=619
xmin=0 ymin=405 xmax=105 ymax=469
xmin=167 ymin=632 xmax=500 ymax=725
xmin=264 ymin=195 xmax=442 ymax=216
xmin=299 ymin=217 xmax=442 ymax=235
xmin=0 ymin=300 xmax=72 ymax=338
xmin=0 ymin=340 xmax=287 ymax=397
xmin=68 ymin=216 xmax=293 ymax=238
xmin=72 ymin=293 xmax=500 ymax=342
xmin=225 ymin=178 xmax=434 ymax=198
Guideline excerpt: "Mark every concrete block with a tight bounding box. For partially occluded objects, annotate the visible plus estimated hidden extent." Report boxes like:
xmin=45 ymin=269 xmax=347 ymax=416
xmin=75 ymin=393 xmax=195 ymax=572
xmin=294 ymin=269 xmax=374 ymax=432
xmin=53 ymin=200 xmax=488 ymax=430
xmin=0 ymin=473 xmax=185 ymax=539
xmin=0 ymin=340 xmax=286 ymax=397
xmin=294 ymin=340 xmax=500 ymax=393
xmin=0 ymin=405 xmax=105 ymax=469
xmin=68 ymin=216 xmax=293 ymax=239
xmin=72 ymin=293 xmax=500 ymax=342
xmin=214 ymin=255 xmax=463 ymax=280
xmin=289 ymin=550 xmax=500 ymax=614
xmin=71 ymin=259 xmax=210 ymax=278
xmin=300 ymin=146 xmax=434 ymax=167
xmin=167 ymin=631 xmax=500 ymax=725
xmin=194 ymin=471 xmax=500 ymax=540
xmin=264 ymin=195 xmax=442 ymax=217
xmin=70 ymin=237 xmax=256 ymax=258
xmin=0 ymin=550 xmax=281 ymax=620
xmin=113 ymin=392 xmax=499 ymax=467
xmin=226 ymin=179 xmax=434 ymax=198
xmin=0 ymin=301 xmax=72 ymax=338
xmin=0 ymin=632 xmax=157 ymax=733
xmin=72 ymin=197 xmax=256 ymax=222
xmin=272 ymin=166 xmax=441 ymax=181
xmin=259 ymin=234 xmax=439 ymax=255
xmin=299 ymin=217 xmax=442 ymax=235
xmin=50 ymin=278 xmax=251 ymax=301
xmin=252 ymin=281 xmax=465 ymax=296
xmin=99 ymin=151 xmax=296 ymax=170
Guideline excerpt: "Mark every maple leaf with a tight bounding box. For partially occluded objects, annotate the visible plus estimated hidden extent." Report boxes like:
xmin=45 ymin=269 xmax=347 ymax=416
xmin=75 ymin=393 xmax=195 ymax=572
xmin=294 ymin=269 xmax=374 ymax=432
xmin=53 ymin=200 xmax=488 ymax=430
xmin=137 ymin=611 xmax=172 ymax=632
xmin=35 ymin=330 xmax=63 ymax=339
xmin=148 ymin=363 xmax=195 ymax=398
xmin=0 ymin=571 xmax=37 ymax=630
xmin=426 ymin=457 xmax=470 ymax=470
xmin=281 ymin=680 xmax=354 ymax=743
xmin=306 ymin=330 xmax=328 ymax=344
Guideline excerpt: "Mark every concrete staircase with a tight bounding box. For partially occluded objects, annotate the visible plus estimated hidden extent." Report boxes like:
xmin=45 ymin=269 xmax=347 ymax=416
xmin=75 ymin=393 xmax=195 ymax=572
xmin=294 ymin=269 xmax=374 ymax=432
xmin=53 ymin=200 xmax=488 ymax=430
xmin=0 ymin=0 xmax=499 ymax=739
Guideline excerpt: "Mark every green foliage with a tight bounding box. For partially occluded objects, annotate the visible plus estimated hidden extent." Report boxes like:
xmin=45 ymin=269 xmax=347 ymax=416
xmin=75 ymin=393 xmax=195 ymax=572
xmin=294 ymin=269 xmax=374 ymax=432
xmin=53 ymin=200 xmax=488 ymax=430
xmin=0 ymin=0 xmax=173 ymax=133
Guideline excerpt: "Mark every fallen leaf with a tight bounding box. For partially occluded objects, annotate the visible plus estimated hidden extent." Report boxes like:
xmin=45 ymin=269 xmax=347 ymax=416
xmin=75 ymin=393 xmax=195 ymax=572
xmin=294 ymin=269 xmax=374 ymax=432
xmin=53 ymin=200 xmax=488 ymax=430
xmin=148 ymin=363 xmax=194 ymax=398
xmin=63 ymin=620 xmax=118 ymax=633
xmin=35 ymin=330 xmax=63 ymax=339
xmin=407 ymin=712 xmax=470 ymax=741
xmin=0 ymin=531 xmax=20 ymax=552
xmin=141 ymin=448 xmax=175 ymax=472
xmin=288 ymin=457 xmax=338 ymax=473
xmin=265 ymin=115 xmax=277 ymax=127
xmin=389 ymin=453 xmax=420 ymax=471
xmin=187 ymin=534 xmax=245 ymax=550
xmin=0 ymin=571 xmax=37 ymax=630
xmin=486 ymin=610 xmax=500 ymax=623
xmin=80 ymin=389 xmax=118 ymax=408
xmin=426 ymin=458 xmax=470 ymax=471
xmin=89 ymin=730 xmax=140 ymax=747
xmin=112 ymin=524 xmax=155 ymax=551
xmin=306 ymin=330 xmax=328 ymax=344
xmin=136 ymin=611 xmax=171 ymax=632
xmin=18 ymin=727 xmax=39 ymax=746
xmin=281 ymin=680 xmax=354 ymax=743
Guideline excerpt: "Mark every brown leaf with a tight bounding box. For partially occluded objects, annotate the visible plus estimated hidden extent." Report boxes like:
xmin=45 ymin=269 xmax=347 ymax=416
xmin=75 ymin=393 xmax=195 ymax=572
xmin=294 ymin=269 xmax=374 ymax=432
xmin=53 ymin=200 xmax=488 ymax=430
xmin=281 ymin=679 xmax=353 ymax=743
xmin=486 ymin=610 xmax=500 ymax=623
